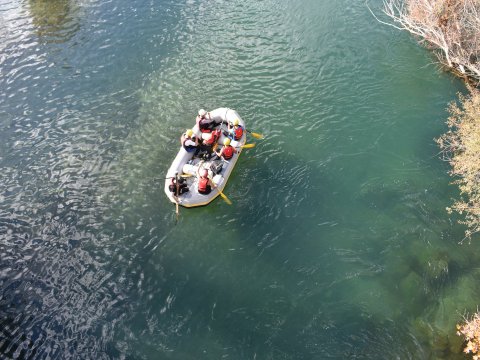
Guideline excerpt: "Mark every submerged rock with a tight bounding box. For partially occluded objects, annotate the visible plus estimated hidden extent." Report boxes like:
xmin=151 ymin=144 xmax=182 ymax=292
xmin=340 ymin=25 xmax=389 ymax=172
xmin=411 ymin=318 xmax=465 ymax=359
xmin=399 ymin=271 xmax=426 ymax=315
xmin=425 ymin=254 xmax=449 ymax=282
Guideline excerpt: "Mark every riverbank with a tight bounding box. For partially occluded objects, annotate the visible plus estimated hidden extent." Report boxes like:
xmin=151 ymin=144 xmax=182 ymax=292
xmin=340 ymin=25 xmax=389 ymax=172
xmin=379 ymin=0 xmax=480 ymax=357
xmin=437 ymin=90 xmax=480 ymax=239
xmin=378 ymin=0 xmax=480 ymax=236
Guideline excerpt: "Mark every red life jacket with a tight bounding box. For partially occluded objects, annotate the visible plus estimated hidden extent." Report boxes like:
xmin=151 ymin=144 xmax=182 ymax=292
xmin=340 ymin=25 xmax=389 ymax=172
xmin=204 ymin=129 xmax=221 ymax=146
xmin=223 ymin=145 xmax=234 ymax=160
xmin=198 ymin=176 xmax=209 ymax=193
xmin=234 ymin=126 xmax=244 ymax=140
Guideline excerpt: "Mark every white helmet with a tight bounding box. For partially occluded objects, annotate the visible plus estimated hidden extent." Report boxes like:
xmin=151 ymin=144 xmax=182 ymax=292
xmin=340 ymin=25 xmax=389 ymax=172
xmin=198 ymin=109 xmax=207 ymax=117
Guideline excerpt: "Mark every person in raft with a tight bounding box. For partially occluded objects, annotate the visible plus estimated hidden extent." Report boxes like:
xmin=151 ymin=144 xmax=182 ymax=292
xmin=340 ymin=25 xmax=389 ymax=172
xmin=169 ymin=172 xmax=189 ymax=195
xmin=225 ymin=118 xmax=244 ymax=141
xmin=180 ymin=129 xmax=198 ymax=153
xmin=201 ymin=129 xmax=222 ymax=150
xmin=196 ymin=109 xmax=216 ymax=133
xmin=197 ymin=168 xmax=213 ymax=195
xmin=214 ymin=137 xmax=237 ymax=161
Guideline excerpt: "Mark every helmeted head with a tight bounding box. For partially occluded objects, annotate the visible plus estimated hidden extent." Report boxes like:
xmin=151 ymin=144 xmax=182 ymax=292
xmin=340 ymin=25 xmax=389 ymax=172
xmin=232 ymin=118 xmax=239 ymax=126
xmin=198 ymin=109 xmax=207 ymax=117
xmin=223 ymin=138 xmax=231 ymax=146
xmin=186 ymin=129 xmax=193 ymax=137
xmin=201 ymin=169 xmax=209 ymax=177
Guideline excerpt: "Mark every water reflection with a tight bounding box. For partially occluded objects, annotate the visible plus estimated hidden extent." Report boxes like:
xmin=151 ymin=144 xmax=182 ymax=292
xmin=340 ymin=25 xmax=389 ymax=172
xmin=28 ymin=0 xmax=80 ymax=42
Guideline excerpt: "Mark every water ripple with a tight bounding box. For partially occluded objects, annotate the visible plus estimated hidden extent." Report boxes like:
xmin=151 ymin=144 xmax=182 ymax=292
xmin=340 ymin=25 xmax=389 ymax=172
xmin=0 ymin=0 xmax=472 ymax=358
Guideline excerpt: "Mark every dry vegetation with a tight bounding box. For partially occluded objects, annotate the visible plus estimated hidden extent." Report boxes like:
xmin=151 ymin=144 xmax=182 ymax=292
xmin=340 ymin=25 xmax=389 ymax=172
xmin=376 ymin=0 xmax=480 ymax=85
xmin=436 ymin=91 xmax=480 ymax=238
xmin=457 ymin=312 xmax=480 ymax=359
xmin=373 ymin=0 xmax=480 ymax=237
xmin=374 ymin=1 xmax=480 ymax=356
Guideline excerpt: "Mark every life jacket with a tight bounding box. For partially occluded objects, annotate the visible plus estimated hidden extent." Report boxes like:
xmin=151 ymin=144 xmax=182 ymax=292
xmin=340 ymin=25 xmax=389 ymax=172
xmin=204 ymin=129 xmax=221 ymax=146
xmin=198 ymin=176 xmax=209 ymax=193
xmin=183 ymin=137 xmax=196 ymax=152
xmin=233 ymin=126 xmax=244 ymax=140
xmin=222 ymin=145 xmax=234 ymax=160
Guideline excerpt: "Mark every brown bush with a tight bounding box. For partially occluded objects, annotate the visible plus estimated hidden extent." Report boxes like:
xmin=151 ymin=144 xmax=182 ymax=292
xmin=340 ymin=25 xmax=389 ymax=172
xmin=378 ymin=0 xmax=480 ymax=86
xmin=436 ymin=90 xmax=480 ymax=238
xmin=457 ymin=311 xmax=480 ymax=359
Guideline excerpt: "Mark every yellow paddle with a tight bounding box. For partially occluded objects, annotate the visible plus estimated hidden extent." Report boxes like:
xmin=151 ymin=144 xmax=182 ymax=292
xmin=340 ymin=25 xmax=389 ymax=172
xmin=238 ymin=143 xmax=255 ymax=149
xmin=209 ymin=176 xmax=232 ymax=205
xmin=246 ymin=129 xmax=263 ymax=139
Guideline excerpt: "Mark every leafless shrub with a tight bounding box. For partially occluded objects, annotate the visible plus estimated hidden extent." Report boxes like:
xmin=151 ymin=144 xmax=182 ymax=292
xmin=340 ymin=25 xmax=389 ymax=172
xmin=374 ymin=0 xmax=480 ymax=85
xmin=457 ymin=311 xmax=480 ymax=358
xmin=436 ymin=90 xmax=480 ymax=238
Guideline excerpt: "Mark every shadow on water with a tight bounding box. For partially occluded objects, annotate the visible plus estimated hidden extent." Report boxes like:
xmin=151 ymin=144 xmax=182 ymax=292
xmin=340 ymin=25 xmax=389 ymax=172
xmin=96 ymin=145 xmax=418 ymax=358
xmin=93 ymin=79 xmax=480 ymax=357
xmin=27 ymin=0 xmax=81 ymax=43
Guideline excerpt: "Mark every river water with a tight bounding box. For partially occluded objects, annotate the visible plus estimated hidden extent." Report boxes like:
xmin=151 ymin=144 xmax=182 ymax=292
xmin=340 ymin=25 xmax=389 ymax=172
xmin=1 ymin=0 xmax=479 ymax=359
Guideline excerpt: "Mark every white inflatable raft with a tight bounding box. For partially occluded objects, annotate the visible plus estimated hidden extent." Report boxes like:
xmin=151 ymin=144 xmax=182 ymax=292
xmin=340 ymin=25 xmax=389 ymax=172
xmin=164 ymin=108 xmax=246 ymax=207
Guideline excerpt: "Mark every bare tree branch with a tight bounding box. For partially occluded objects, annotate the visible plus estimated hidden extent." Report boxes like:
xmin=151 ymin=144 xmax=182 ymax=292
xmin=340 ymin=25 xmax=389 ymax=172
xmin=372 ymin=0 xmax=480 ymax=85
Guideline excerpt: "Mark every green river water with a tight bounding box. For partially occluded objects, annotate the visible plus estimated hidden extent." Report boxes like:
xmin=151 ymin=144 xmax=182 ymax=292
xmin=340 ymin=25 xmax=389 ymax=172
xmin=1 ymin=0 xmax=479 ymax=358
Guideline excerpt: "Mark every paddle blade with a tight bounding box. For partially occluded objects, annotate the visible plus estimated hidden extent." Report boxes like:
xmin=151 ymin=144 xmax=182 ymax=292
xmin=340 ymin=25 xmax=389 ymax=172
xmin=219 ymin=191 xmax=232 ymax=205
xmin=241 ymin=143 xmax=255 ymax=149
xmin=249 ymin=131 xmax=263 ymax=139
xmin=210 ymin=175 xmax=233 ymax=205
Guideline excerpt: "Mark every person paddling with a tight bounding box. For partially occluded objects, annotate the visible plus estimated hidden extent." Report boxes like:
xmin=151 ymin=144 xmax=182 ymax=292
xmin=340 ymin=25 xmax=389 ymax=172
xmin=196 ymin=109 xmax=216 ymax=133
xmin=169 ymin=172 xmax=189 ymax=195
xmin=214 ymin=138 xmax=237 ymax=161
xmin=180 ymin=129 xmax=198 ymax=153
xmin=226 ymin=118 xmax=244 ymax=141
xmin=197 ymin=168 xmax=213 ymax=195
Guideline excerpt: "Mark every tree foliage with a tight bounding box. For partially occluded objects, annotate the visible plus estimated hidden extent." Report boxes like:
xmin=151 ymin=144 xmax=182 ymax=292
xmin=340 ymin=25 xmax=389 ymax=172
xmin=436 ymin=90 xmax=480 ymax=238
